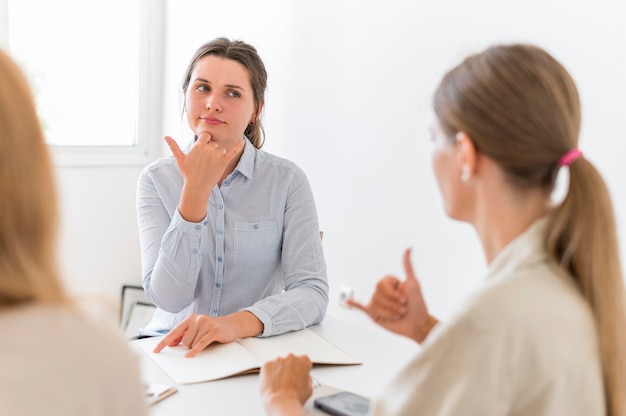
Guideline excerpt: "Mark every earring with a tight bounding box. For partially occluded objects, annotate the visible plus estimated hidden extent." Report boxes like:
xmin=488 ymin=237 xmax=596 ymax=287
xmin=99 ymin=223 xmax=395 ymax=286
xmin=249 ymin=120 xmax=255 ymax=126
xmin=460 ymin=166 xmax=470 ymax=182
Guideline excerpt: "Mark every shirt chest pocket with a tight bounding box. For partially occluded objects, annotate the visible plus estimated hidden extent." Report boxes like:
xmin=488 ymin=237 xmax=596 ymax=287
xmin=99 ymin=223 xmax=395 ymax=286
xmin=234 ymin=220 xmax=279 ymax=268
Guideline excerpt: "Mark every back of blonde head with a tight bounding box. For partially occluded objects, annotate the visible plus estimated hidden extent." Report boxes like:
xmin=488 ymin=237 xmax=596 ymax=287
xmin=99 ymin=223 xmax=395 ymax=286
xmin=434 ymin=44 xmax=626 ymax=416
xmin=0 ymin=49 xmax=66 ymax=306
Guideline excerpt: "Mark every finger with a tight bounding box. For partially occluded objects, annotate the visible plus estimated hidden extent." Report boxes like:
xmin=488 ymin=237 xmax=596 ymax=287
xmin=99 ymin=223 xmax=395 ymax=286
xmin=224 ymin=139 xmax=245 ymax=159
xmin=154 ymin=333 xmax=183 ymax=353
xmin=265 ymin=356 xmax=282 ymax=370
xmin=378 ymin=276 xmax=403 ymax=298
xmin=372 ymin=295 xmax=406 ymax=312
xmin=184 ymin=332 xmax=215 ymax=358
xmin=369 ymin=300 xmax=406 ymax=320
xmin=153 ymin=338 xmax=167 ymax=353
xmin=373 ymin=277 xmax=406 ymax=306
xmin=403 ymin=247 xmax=419 ymax=283
xmin=400 ymin=247 xmax=425 ymax=305
xmin=164 ymin=136 xmax=185 ymax=162
xmin=153 ymin=321 xmax=189 ymax=352
xmin=197 ymin=131 xmax=212 ymax=143
xmin=286 ymin=353 xmax=312 ymax=369
xmin=347 ymin=289 xmax=402 ymax=320
xmin=345 ymin=298 xmax=367 ymax=312
xmin=181 ymin=323 xmax=200 ymax=348
xmin=302 ymin=354 xmax=312 ymax=369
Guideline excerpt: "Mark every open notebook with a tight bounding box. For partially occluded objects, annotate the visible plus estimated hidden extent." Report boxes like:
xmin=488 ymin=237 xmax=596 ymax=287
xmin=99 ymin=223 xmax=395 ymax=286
xmin=137 ymin=328 xmax=362 ymax=384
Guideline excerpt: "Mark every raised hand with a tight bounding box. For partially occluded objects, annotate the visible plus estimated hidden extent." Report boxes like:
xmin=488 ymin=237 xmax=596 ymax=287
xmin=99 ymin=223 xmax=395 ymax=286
xmin=347 ymin=248 xmax=438 ymax=343
xmin=164 ymin=133 xmax=244 ymax=222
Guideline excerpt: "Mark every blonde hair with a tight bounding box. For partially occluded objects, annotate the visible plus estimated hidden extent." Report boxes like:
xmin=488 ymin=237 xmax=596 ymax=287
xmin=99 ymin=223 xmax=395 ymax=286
xmin=0 ymin=49 xmax=66 ymax=306
xmin=434 ymin=44 xmax=626 ymax=415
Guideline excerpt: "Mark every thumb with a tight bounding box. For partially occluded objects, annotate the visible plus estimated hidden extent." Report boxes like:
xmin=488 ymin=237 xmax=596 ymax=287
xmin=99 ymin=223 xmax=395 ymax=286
xmin=164 ymin=136 xmax=185 ymax=162
xmin=402 ymin=247 xmax=419 ymax=284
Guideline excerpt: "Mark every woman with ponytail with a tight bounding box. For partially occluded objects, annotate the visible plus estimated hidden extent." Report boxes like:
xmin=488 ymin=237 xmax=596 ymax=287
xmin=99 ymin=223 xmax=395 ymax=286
xmin=137 ymin=38 xmax=328 ymax=356
xmin=259 ymin=44 xmax=626 ymax=416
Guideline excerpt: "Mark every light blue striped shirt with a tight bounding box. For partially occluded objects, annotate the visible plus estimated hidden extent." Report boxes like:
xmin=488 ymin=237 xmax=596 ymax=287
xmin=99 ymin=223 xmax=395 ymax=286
xmin=136 ymin=138 xmax=328 ymax=336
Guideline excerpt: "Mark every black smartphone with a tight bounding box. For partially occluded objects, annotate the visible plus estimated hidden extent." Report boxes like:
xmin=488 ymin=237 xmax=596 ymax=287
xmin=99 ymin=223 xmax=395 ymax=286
xmin=313 ymin=391 xmax=371 ymax=416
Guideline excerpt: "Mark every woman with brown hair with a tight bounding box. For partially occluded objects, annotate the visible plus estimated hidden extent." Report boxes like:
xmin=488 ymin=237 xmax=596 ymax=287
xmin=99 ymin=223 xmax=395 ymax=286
xmin=137 ymin=38 xmax=328 ymax=356
xmin=259 ymin=44 xmax=626 ymax=415
xmin=0 ymin=49 xmax=147 ymax=415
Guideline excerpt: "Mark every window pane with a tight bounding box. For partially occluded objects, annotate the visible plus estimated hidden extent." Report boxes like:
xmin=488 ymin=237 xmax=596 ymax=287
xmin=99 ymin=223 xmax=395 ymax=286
xmin=7 ymin=0 xmax=139 ymax=146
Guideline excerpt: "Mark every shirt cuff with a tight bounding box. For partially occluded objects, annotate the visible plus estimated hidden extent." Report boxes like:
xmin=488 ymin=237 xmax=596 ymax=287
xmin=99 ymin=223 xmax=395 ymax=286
xmin=242 ymin=306 xmax=272 ymax=337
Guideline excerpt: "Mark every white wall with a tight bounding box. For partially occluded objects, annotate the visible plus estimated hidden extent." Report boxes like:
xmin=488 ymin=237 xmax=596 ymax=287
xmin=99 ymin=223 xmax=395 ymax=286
xmin=57 ymin=0 xmax=626 ymax=327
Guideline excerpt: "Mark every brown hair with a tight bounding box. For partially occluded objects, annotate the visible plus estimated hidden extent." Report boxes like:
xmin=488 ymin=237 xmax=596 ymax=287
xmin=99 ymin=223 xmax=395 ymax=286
xmin=0 ymin=49 xmax=66 ymax=306
xmin=434 ymin=44 xmax=626 ymax=415
xmin=181 ymin=37 xmax=267 ymax=148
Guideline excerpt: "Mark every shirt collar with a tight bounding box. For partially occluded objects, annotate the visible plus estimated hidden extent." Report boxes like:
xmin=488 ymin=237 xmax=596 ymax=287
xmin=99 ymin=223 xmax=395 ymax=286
xmin=484 ymin=216 xmax=551 ymax=282
xmin=235 ymin=138 xmax=256 ymax=180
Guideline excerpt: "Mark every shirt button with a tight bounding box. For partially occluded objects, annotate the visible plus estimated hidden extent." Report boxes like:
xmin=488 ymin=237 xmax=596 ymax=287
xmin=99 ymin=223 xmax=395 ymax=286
xmin=218 ymin=204 xmax=224 ymax=209
xmin=215 ymin=282 xmax=221 ymax=288
xmin=192 ymin=249 xmax=198 ymax=255
xmin=203 ymin=221 xmax=208 ymax=225
xmin=217 ymin=256 xmax=223 ymax=262
xmin=212 ymin=308 xmax=217 ymax=314
xmin=252 ymin=224 xmax=259 ymax=229
xmin=217 ymin=230 xmax=223 ymax=235
xmin=223 ymin=180 xmax=230 ymax=186
xmin=194 ymin=225 xmax=201 ymax=231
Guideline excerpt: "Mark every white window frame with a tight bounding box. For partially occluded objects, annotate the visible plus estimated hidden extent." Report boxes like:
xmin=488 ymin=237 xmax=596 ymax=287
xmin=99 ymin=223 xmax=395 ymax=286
xmin=0 ymin=0 xmax=164 ymax=167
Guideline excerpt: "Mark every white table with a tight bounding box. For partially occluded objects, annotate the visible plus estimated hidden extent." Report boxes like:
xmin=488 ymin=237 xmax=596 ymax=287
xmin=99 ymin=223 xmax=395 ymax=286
xmin=132 ymin=313 xmax=419 ymax=415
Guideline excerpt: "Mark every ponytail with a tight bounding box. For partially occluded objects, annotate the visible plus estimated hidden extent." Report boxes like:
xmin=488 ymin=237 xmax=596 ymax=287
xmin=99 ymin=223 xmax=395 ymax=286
xmin=244 ymin=119 xmax=265 ymax=149
xmin=546 ymin=159 xmax=626 ymax=415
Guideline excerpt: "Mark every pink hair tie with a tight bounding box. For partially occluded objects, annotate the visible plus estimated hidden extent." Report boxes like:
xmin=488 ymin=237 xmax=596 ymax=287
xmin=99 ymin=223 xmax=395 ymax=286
xmin=558 ymin=148 xmax=583 ymax=167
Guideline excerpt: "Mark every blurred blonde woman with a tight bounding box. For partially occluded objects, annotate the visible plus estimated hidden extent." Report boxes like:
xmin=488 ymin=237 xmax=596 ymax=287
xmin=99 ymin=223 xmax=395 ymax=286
xmin=0 ymin=49 xmax=148 ymax=415
xmin=260 ymin=43 xmax=626 ymax=416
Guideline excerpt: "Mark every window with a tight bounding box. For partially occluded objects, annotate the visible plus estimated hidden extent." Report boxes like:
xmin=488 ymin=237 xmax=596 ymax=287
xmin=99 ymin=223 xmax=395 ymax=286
xmin=0 ymin=0 xmax=164 ymax=166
